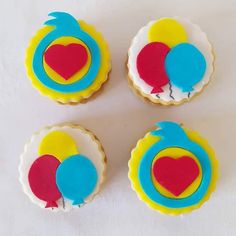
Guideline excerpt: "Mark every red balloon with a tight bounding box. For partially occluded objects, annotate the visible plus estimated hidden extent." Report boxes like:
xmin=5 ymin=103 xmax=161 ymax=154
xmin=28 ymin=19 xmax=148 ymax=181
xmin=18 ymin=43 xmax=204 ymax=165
xmin=137 ymin=42 xmax=170 ymax=93
xmin=28 ymin=155 xmax=61 ymax=208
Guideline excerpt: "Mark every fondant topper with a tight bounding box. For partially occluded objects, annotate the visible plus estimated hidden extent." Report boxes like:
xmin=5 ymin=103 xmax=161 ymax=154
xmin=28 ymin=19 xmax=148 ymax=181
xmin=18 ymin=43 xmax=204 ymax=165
xmin=20 ymin=125 xmax=106 ymax=211
xmin=27 ymin=130 xmax=99 ymax=208
xmin=25 ymin=12 xmax=111 ymax=103
xmin=129 ymin=121 xmax=218 ymax=214
xmin=137 ymin=19 xmax=206 ymax=94
xmin=128 ymin=17 xmax=214 ymax=105
xmin=32 ymin=12 xmax=100 ymax=93
xmin=139 ymin=122 xmax=212 ymax=208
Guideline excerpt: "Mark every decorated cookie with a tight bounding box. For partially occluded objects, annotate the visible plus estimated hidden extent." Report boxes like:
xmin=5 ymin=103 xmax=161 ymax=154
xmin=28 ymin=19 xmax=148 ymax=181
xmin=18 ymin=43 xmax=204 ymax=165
xmin=25 ymin=12 xmax=111 ymax=104
xmin=127 ymin=17 xmax=214 ymax=105
xmin=19 ymin=124 xmax=106 ymax=211
xmin=128 ymin=121 xmax=217 ymax=215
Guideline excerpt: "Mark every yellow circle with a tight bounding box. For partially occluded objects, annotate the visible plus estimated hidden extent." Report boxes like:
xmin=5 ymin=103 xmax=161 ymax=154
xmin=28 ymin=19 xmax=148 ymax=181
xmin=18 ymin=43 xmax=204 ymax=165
xmin=148 ymin=18 xmax=188 ymax=48
xmin=151 ymin=148 xmax=202 ymax=199
xmin=39 ymin=131 xmax=78 ymax=162
xmin=43 ymin=37 xmax=91 ymax=85
xmin=25 ymin=20 xmax=111 ymax=103
xmin=128 ymin=127 xmax=218 ymax=215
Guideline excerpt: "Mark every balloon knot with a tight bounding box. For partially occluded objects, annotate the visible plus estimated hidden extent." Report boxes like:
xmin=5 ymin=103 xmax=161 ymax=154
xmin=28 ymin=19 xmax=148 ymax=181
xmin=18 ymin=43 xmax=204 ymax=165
xmin=151 ymin=87 xmax=163 ymax=94
xmin=45 ymin=201 xmax=58 ymax=208
xmin=182 ymin=86 xmax=194 ymax=93
xmin=72 ymin=199 xmax=84 ymax=206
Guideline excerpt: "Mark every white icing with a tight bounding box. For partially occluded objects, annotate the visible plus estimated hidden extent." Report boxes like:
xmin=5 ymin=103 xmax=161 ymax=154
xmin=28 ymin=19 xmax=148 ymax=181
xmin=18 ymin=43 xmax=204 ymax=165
xmin=19 ymin=125 xmax=106 ymax=212
xmin=128 ymin=17 xmax=214 ymax=103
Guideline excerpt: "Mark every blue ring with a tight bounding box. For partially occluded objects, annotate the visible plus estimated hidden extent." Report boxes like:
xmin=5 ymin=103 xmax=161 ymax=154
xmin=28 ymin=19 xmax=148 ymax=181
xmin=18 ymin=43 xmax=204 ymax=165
xmin=32 ymin=29 xmax=101 ymax=93
xmin=138 ymin=141 xmax=212 ymax=208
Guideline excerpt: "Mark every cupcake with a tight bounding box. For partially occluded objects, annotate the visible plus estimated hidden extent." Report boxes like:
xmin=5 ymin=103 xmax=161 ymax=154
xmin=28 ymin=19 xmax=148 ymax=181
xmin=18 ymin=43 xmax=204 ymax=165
xmin=25 ymin=12 xmax=111 ymax=104
xmin=127 ymin=17 xmax=214 ymax=105
xmin=19 ymin=124 xmax=106 ymax=211
xmin=128 ymin=121 xmax=217 ymax=215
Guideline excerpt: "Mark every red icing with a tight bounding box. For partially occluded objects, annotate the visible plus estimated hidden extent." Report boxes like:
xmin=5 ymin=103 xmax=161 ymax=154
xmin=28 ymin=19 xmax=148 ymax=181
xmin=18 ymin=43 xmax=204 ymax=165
xmin=44 ymin=43 xmax=88 ymax=80
xmin=45 ymin=201 xmax=59 ymax=208
xmin=153 ymin=156 xmax=200 ymax=196
xmin=28 ymin=155 xmax=61 ymax=208
xmin=137 ymin=42 xmax=170 ymax=93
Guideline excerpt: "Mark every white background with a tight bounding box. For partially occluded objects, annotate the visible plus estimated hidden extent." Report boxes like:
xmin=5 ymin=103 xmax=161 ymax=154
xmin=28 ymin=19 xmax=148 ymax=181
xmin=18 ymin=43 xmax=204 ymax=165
xmin=0 ymin=0 xmax=235 ymax=235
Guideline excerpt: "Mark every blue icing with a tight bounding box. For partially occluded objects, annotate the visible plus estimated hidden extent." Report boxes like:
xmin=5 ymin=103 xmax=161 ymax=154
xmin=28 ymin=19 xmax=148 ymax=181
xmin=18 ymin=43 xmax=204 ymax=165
xmin=56 ymin=154 xmax=98 ymax=205
xmin=138 ymin=121 xmax=212 ymax=208
xmin=32 ymin=12 xmax=101 ymax=93
xmin=165 ymin=43 xmax=206 ymax=93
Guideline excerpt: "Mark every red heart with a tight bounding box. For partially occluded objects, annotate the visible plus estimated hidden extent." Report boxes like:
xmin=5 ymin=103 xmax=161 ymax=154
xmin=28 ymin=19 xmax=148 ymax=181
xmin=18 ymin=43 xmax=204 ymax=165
xmin=44 ymin=43 xmax=88 ymax=80
xmin=153 ymin=156 xmax=200 ymax=196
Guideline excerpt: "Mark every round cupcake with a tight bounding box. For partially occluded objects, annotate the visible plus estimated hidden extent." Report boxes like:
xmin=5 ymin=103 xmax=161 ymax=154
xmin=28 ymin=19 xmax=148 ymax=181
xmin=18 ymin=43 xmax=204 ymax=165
xmin=25 ymin=12 xmax=111 ymax=104
xmin=128 ymin=121 xmax=217 ymax=215
xmin=19 ymin=124 xmax=106 ymax=211
xmin=127 ymin=17 xmax=214 ymax=105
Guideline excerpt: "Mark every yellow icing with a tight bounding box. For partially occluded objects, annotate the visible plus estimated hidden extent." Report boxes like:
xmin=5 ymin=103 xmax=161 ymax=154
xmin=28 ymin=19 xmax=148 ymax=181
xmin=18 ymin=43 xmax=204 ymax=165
xmin=128 ymin=127 xmax=218 ymax=215
xmin=25 ymin=20 xmax=110 ymax=103
xmin=43 ymin=36 xmax=91 ymax=85
xmin=151 ymin=148 xmax=202 ymax=199
xmin=148 ymin=18 xmax=188 ymax=48
xmin=39 ymin=131 xmax=78 ymax=162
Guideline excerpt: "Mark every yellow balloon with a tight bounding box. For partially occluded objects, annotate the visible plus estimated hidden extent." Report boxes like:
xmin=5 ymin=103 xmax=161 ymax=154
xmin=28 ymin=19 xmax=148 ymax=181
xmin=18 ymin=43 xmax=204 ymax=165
xmin=148 ymin=18 xmax=188 ymax=48
xmin=39 ymin=131 xmax=78 ymax=162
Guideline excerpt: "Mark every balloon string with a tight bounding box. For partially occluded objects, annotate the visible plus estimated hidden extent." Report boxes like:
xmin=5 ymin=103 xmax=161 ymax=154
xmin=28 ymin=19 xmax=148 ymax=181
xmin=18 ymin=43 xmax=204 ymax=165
xmin=156 ymin=94 xmax=160 ymax=98
xmin=169 ymin=83 xmax=174 ymax=100
xmin=62 ymin=197 xmax=65 ymax=209
xmin=188 ymin=92 xmax=191 ymax=98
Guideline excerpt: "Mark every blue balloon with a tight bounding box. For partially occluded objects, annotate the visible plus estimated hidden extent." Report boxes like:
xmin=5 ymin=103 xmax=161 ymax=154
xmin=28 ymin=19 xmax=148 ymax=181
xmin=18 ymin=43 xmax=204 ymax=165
xmin=165 ymin=43 xmax=206 ymax=92
xmin=56 ymin=154 xmax=98 ymax=205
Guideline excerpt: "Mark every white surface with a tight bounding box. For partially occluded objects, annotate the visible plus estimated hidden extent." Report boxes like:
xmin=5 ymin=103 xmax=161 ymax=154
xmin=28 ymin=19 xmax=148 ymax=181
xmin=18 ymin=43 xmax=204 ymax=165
xmin=0 ymin=0 xmax=235 ymax=235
